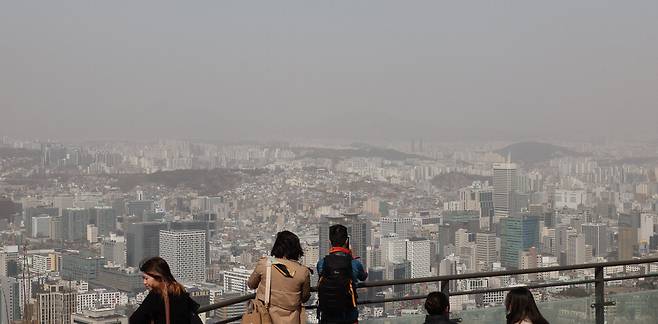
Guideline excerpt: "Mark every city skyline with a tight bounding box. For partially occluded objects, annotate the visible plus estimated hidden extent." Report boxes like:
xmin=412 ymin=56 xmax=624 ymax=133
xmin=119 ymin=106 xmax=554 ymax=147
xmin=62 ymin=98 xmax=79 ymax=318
xmin=2 ymin=2 xmax=658 ymax=323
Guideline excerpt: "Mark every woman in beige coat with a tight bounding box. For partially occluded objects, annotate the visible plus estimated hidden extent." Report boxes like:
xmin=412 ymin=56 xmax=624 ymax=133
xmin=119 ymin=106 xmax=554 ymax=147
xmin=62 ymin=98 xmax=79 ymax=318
xmin=248 ymin=231 xmax=311 ymax=324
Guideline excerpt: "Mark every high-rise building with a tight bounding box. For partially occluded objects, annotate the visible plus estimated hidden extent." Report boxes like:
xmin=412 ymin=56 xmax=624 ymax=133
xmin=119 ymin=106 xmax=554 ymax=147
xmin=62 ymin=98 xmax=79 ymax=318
xmin=406 ymin=238 xmax=431 ymax=278
xmin=367 ymin=267 xmax=385 ymax=300
xmin=75 ymin=288 xmax=121 ymax=313
xmin=566 ymin=233 xmax=589 ymax=265
xmin=49 ymin=217 xmax=64 ymax=241
xmin=31 ymin=215 xmax=51 ymax=238
xmin=126 ymin=200 xmax=154 ymax=219
xmin=391 ymin=260 xmax=411 ymax=297
xmin=223 ymin=268 xmax=253 ymax=293
xmin=61 ymin=252 xmax=105 ymax=282
xmin=0 ymin=246 xmax=19 ymax=277
xmin=618 ymin=226 xmax=638 ymax=260
xmin=0 ymin=276 xmax=21 ymax=322
xmin=493 ymin=162 xmax=518 ymax=221
xmin=475 ymin=232 xmax=497 ymax=271
xmin=87 ymin=224 xmax=99 ymax=243
xmin=36 ymin=282 xmax=77 ymax=324
xmin=438 ymin=257 xmax=458 ymax=291
xmin=458 ymin=181 xmax=494 ymax=212
xmin=93 ymin=206 xmax=117 ymax=237
xmin=619 ymin=212 xmax=640 ymax=229
xmin=380 ymin=217 xmax=414 ymax=240
xmin=519 ymin=247 xmax=539 ymax=282
xmin=92 ymin=267 xmax=143 ymax=293
xmin=24 ymin=206 xmax=58 ymax=236
xmin=32 ymin=254 xmax=57 ymax=274
xmin=454 ymin=229 xmax=470 ymax=250
xmin=437 ymin=224 xmax=455 ymax=260
xmin=639 ymin=213 xmax=655 ymax=248
xmin=501 ymin=214 xmax=539 ymax=269
xmin=582 ymin=223 xmax=609 ymax=257
xmin=0 ymin=197 xmax=19 ymax=223
xmin=125 ymin=222 xmax=168 ymax=266
xmin=101 ymin=234 xmax=127 ymax=267
xmin=319 ymin=212 xmax=370 ymax=267
xmin=159 ymin=230 xmax=207 ymax=283
xmin=380 ymin=234 xmax=406 ymax=269
xmin=63 ymin=208 xmax=90 ymax=241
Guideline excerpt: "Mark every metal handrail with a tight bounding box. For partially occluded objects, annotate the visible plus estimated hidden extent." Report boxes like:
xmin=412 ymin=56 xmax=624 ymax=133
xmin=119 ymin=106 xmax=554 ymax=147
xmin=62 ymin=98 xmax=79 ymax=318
xmin=199 ymin=257 xmax=658 ymax=323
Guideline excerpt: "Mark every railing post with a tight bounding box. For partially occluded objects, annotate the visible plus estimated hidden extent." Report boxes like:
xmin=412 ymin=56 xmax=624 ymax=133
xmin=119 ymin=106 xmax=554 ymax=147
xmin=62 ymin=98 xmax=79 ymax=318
xmin=594 ymin=265 xmax=605 ymax=324
xmin=440 ymin=279 xmax=450 ymax=296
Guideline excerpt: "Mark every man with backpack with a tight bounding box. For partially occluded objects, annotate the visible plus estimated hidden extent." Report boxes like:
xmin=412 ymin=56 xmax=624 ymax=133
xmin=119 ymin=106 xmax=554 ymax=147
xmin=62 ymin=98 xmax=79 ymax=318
xmin=317 ymin=224 xmax=368 ymax=324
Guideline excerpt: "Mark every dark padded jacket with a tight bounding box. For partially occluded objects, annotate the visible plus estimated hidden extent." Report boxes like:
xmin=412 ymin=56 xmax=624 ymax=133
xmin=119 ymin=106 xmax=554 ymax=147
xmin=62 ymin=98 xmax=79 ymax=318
xmin=129 ymin=290 xmax=201 ymax=324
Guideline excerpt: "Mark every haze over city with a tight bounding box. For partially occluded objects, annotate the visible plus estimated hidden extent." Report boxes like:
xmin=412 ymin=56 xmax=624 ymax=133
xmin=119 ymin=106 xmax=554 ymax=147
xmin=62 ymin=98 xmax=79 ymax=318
xmin=2 ymin=2 xmax=658 ymax=324
xmin=2 ymin=1 xmax=658 ymax=142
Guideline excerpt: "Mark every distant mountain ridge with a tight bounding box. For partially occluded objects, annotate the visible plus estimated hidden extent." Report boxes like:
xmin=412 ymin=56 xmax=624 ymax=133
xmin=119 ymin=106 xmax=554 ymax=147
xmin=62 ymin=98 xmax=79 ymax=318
xmin=293 ymin=143 xmax=425 ymax=161
xmin=495 ymin=141 xmax=579 ymax=165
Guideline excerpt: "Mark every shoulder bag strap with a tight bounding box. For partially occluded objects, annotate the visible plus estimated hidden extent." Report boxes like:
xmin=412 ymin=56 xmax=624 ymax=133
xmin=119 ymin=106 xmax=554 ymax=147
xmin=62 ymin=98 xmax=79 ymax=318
xmin=264 ymin=256 xmax=273 ymax=307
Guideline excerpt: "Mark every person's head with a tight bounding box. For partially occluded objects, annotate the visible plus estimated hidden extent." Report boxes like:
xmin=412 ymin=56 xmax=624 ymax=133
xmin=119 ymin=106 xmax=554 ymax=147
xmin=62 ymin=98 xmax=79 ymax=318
xmin=139 ymin=257 xmax=184 ymax=295
xmin=329 ymin=224 xmax=349 ymax=247
xmin=425 ymin=291 xmax=450 ymax=316
xmin=505 ymin=287 xmax=549 ymax=324
xmin=271 ymin=230 xmax=304 ymax=261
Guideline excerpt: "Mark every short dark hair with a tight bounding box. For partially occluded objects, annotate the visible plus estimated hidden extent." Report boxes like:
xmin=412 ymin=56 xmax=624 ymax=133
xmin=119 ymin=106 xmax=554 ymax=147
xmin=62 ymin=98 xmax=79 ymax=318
xmin=329 ymin=224 xmax=348 ymax=247
xmin=271 ymin=230 xmax=304 ymax=261
xmin=425 ymin=291 xmax=450 ymax=315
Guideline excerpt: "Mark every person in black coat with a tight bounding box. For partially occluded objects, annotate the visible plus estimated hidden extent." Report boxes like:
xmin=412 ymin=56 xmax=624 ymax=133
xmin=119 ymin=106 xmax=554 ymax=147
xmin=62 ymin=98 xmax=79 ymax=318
xmin=129 ymin=257 xmax=202 ymax=324
xmin=423 ymin=291 xmax=458 ymax=324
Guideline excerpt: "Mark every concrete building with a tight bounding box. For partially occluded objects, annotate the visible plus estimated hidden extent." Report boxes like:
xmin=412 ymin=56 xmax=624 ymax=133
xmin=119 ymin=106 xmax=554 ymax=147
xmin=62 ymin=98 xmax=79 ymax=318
xmin=61 ymin=252 xmax=106 ymax=282
xmin=223 ymin=268 xmax=253 ymax=293
xmin=125 ymin=221 xmax=168 ymax=266
xmin=36 ymin=282 xmax=77 ymax=324
xmin=406 ymin=238 xmax=431 ymax=278
xmin=475 ymin=232 xmax=497 ymax=271
xmin=101 ymin=234 xmax=127 ymax=267
xmin=31 ymin=215 xmax=52 ymax=238
xmin=62 ymin=208 xmax=90 ymax=242
xmin=159 ymin=230 xmax=207 ymax=283
xmin=582 ymin=223 xmax=608 ymax=258
xmin=493 ymin=162 xmax=518 ymax=221
xmin=380 ymin=217 xmax=414 ymax=240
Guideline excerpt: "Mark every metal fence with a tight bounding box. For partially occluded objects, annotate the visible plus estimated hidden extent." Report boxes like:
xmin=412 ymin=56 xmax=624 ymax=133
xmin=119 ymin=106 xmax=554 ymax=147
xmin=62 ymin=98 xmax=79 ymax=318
xmin=198 ymin=257 xmax=658 ymax=324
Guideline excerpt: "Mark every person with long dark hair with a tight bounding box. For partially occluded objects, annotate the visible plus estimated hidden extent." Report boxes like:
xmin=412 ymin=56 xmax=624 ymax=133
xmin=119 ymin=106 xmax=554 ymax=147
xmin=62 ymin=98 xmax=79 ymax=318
xmin=505 ymin=287 xmax=549 ymax=324
xmin=129 ymin=257 xmax=202 ymax=324
xmin=248 ymin=230 xmax=311 ymax=323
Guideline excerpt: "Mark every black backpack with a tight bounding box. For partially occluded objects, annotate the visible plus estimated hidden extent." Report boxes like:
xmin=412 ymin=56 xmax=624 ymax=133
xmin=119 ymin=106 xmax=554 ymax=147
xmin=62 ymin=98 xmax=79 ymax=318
xmin=318 ymin=253 xmax=357 ymax=314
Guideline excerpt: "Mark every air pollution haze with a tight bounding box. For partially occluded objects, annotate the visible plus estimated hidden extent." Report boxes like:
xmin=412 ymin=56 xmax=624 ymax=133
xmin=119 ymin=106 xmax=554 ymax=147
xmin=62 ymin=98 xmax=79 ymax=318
xmin=1 ymin=1 xmax=658 ymax=142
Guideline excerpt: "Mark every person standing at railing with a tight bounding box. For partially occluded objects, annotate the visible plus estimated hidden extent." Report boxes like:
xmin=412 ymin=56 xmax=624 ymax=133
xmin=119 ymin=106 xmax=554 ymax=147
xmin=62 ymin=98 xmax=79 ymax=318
xmin=247 ymin=230 xmax=312 ymax=324
xmin=316 ymin=224 xmax=368 ymax=324
xmin=505 ymin=287 xmax=549 ymax=324
xmin=129 ymin=257 xmax=203 ymax=324
xmin=423 ymin=291 xmax=457 ymax=324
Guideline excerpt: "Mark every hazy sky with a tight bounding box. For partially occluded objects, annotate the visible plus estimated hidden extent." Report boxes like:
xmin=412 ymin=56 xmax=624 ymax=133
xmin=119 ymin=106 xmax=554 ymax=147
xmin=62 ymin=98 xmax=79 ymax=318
xmin=2 ymin=2 xmax=657 ymax=142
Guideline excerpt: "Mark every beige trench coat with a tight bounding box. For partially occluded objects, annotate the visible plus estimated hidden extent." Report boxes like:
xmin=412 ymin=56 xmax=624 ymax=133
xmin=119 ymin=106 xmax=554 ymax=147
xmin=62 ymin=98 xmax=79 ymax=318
xmin=247 ymin=257 xmax=311 ymax=324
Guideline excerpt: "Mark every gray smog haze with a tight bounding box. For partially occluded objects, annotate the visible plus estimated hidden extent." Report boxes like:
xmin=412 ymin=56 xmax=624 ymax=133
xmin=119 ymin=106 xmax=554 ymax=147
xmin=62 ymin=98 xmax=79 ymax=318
xmin=1 ymin=1 xmax=657 ymax=143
